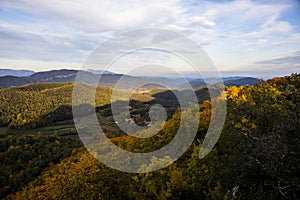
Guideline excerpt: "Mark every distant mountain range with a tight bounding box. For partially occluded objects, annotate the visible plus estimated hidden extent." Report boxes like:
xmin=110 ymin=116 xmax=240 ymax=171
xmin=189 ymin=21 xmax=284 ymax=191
xmin=0 ymin=69 xmax=261 ymax=88
xmin=0 ymin=69 xmax=35 ymax=77
xmin=86 ymin=69 xmax=115 ymax=75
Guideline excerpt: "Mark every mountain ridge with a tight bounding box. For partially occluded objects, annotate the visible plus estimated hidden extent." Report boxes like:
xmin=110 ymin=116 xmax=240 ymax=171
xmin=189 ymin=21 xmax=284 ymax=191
xmin=0 ymin=69 xmax=261 ymax=88
xmin=0 ymin=69 xmax=35 ymax=77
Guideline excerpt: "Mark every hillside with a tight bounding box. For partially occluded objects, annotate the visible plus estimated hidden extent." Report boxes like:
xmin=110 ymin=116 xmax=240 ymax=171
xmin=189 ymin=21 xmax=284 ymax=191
xmin=0 ymin=81 xmax=211 ymax=130
xmin=0 ymin=73 xmax=298 ymax=199
xmin=0 ymin=82 xmax=115 ymax=129
xmin=223 ymin=77 xmax=261 ymax=86
xmin=0 ymin=76 xmax=31 ymax=88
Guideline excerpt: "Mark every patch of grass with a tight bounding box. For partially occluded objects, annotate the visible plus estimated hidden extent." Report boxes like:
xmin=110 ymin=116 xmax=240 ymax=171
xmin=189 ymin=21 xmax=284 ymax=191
xmin=4 ymin=124 xmax=77 ymax=136
xmin=37 ymin=124 xmax=75 ymax=131
xmin=131 ymin=93 xmax=153 ymax=102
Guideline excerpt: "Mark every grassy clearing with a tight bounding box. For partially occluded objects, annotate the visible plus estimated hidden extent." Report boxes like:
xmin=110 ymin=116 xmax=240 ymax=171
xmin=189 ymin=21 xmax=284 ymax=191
xmin=4 ymin=124 xmax=77 ymax=136
xmin=2 ymin=118 xmax=122 ymax=137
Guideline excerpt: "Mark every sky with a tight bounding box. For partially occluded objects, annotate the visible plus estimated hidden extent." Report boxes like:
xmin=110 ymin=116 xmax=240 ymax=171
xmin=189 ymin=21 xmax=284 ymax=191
xmin=0 ymin=0 xmax=299 ymax=78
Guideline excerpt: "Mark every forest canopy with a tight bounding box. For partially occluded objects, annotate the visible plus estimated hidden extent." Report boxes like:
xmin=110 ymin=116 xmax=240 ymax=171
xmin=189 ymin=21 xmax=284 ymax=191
xmin=0 ymin=74 xmax=299 ymax=199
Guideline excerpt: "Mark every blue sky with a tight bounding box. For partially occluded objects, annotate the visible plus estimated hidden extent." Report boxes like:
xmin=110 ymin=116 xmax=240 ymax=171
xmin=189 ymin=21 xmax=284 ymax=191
xmin=0 ymin=0 xmax=299 ymax=78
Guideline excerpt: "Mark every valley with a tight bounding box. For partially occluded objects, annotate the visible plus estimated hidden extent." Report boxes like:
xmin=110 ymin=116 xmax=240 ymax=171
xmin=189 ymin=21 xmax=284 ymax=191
xmin=0 ymin=73 xmax=299 ymax=199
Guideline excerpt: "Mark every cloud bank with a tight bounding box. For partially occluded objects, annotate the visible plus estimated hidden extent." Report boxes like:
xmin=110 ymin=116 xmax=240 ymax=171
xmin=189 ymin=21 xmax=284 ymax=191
xmin=0 ymin=0 xmax=299 ymax=77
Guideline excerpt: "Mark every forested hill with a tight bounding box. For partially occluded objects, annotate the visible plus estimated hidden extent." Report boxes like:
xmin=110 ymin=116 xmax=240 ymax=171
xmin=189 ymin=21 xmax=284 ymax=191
xmin=0 ymin=74 xmax=299 ymax=199
xmin=0 ymin=82 xmax=114 ymax=129
xmin=0 ymin=81 xmax=209 ymax=129
xmin=0 ymin=70 xmax=123 ymax=88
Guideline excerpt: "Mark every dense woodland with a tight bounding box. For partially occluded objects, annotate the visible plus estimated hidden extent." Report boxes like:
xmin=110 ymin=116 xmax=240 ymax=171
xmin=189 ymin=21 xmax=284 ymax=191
xmin=0 ymin=83 xmax=116 ymax=129
xmin=0 ymin=74 xmax=299 ymax=199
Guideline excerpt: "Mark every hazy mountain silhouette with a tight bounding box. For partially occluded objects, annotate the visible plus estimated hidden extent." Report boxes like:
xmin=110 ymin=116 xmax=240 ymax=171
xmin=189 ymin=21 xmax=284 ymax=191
xmin=0 ymin=69 xmax=35 ymax=77
xmin=0 ymin=69 xmax=261 ymax=88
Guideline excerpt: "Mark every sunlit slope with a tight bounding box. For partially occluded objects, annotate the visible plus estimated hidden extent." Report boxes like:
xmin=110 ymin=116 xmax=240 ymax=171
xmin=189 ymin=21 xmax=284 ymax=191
xmin=0 ymin=82 xmax=116 ymax=129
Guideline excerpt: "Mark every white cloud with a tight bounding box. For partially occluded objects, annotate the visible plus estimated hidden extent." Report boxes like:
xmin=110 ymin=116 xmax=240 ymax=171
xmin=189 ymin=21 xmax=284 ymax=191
xmin=0 ymin=0 xmax=299 ymax=76
xmin=271 ymin=33 xmax=300 ymax=46
xmin=0 ymin=0 xmax=184 ymax=32
xmin=0 ymin=58 xmax=81 ymax=71
xmin=189 ymin=16 xmax=216 ymax=27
